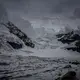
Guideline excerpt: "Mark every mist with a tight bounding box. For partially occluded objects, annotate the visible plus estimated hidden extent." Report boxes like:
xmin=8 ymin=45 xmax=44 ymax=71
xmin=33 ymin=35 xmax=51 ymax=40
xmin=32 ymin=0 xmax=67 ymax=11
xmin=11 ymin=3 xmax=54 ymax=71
xmin=1 ymin=0 xmax=80 ymax=31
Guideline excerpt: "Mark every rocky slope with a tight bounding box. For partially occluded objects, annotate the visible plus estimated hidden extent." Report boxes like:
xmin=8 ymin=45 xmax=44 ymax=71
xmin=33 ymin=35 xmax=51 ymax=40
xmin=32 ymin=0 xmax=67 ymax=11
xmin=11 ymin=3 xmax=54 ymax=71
xmin=0 ymin=4 xmax=35 ymax=50
xmin=0 ymin=30 xmax=24 ymax=52
xmin=56 ymin=28 xmax=80 ymax=53
xmin=9 ymin=15 xmax=36 ymax=40
xmin=1 ymin=21 xmax=35 ymax=48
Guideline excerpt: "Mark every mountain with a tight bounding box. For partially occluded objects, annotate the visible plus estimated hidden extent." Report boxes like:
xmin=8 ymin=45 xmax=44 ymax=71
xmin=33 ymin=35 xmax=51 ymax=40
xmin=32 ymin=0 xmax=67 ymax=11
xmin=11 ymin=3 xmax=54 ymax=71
xmin=0 ymin=30 xmax=24 ymax=53
xmin=34 ymin=27 xmax=58 ymax=49
xmin=8 ymin=15 xmax=36 ymax=40
xmin=0 ymin=4 xmax=35 ymax=52
xmin=58 ymin=25 xmax=74 ymax=34
xmin=1 ymin=21 xmax=35 ymax=48
xmin=56 ymin=27 xmax=80 ymax=53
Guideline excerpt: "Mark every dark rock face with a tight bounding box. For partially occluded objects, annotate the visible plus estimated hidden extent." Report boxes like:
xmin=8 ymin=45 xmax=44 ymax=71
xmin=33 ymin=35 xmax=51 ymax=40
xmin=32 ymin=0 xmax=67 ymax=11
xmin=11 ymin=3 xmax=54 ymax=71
xmin=1 ymin=21 xmax=35 ymax=48
xmin=66 ymin=47 xmax=80 ymax=52
xmin=61 ymin=71 xmax=78 ymax=80
xmin=69 ymin=61 xmax=80 ymax=65
xmin=0 ymin=76 xmax=10 ymax=80
xmin=56 ymin=34 xmax=64 ymax=38
xmin=64 ymin=65 xmax=72 ymax=69
xmin=57 ymin=31 xmax=75 ymax=44
xmin=0 ymin=62 xmax=9 ymax=65
xmin=71 ymin=34 xmax=80 ymax=40
xmin=56 ymin=31 xmax=80 ymax=53
xmin=75 ymin=41 xmax=80 ymax=47
xmin=7 ymin=41 xmax=22 ymax=49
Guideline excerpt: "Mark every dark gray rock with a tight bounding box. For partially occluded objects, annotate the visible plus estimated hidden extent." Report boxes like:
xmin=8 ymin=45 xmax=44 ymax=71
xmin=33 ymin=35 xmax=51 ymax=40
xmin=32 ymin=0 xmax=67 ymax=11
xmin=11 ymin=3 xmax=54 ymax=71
xmin=61 ymin=71 xmax=79 ymax=80
xmin=7 ymin=41 xmax=22 ymax=49
xmin=64 ymin=65 xmax=72 ymax=69
xmin=56 ymin=31 xmax=80 ymax=53
xmin=1 ymin=21 xmax=35 ymax=48
xmin=69 ymin=61 xmax=80 ymax=65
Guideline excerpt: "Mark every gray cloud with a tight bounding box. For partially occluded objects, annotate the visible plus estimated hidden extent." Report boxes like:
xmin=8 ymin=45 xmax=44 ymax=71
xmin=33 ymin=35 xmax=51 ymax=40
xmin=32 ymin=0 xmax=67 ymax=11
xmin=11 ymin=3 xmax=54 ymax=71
xmin=1 ymin=0 xmax=80 ymax=15
xmin=1 ymin=0 xmax=80 ymax=30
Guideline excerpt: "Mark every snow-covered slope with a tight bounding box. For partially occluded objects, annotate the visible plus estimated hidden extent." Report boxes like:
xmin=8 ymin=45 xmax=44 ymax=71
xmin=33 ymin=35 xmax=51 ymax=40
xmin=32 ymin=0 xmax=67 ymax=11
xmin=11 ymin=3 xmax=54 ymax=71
xmin=0 ymin=4 xmax=15 ymax=52
xmin=0 ymin=30 xmax=24 ymax=53
xmin=0 ymin=4 xmax=35 ymax=52
xmin=58 ymin=25 xmax=74 ymax=34
xmin=34 ymin=27 xmax=59 ymax=49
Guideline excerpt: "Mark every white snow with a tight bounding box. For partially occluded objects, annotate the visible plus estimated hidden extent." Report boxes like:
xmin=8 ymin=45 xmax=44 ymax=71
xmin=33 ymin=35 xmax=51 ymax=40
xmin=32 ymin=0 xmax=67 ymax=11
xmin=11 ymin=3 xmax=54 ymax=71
xmin=18 ymin=34 xmax=80 ymax=58
xmin=16 ymin=45 xmax=80 ymax=59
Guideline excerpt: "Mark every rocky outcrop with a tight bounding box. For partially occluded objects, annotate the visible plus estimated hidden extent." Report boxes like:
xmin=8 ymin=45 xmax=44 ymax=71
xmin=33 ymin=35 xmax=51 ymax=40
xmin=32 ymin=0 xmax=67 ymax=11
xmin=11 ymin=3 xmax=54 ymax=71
xmin=1 ymin=21 xmax=35 ymax=48
xmin=0 ymin=31 xmax=24 ymax=51
xmin=56 ymin=30 xmax=80 ymax=52
xmin=61 ymin=71 xmax=79 ymax=80
xmin=57 ymin=31 xmax=75 ymax=44
xmin=7 ymin=41 xmax=22 ymax=49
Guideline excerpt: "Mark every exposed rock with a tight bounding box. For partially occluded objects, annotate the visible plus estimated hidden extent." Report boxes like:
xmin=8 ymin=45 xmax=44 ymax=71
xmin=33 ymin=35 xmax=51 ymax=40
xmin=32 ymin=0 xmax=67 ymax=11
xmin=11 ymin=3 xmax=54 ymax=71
xmin=7 ymin=41 xmax=22 ymax=49
xmin=57 ymin=31 xmax=75 ymax=44
xmin=66 ymin=47 xmax=80 ymax=52
xmin=1 ymin=21 xmax=35 ymax=48
xmin=55 ymin=77 xmax=61 ymax=80
xmin=56 ymin=30 xmax=80 ymax=53
xmin=61 ymin=71 xmax=78 ymax=80
xmin=0 ymin=62 xmax=9 ymax=65
xmin=56 ymin=34 xmax=64 ymax=38
xmin=64 ymin=65 xmax=72 ymax=69
xmin=0 ymin=76 xmax=10 ymax=80
xmin=69 ymin=61 xmax=80 ymax=65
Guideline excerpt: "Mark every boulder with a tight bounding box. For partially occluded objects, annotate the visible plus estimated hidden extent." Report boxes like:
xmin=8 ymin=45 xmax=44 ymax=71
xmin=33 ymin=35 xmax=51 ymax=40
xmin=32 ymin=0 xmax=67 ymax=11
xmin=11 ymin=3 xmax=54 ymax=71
xmin=61 ymin=71 xmax=79 ymax=80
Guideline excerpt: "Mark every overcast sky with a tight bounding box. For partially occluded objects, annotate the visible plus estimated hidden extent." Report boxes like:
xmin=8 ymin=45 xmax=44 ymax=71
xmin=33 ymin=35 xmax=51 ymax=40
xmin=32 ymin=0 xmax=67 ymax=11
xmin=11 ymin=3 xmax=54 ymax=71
xmin=1 ymin=0 xmax=80 ymax=30
xmin=2 ymin=0 xmax=79 ymax=15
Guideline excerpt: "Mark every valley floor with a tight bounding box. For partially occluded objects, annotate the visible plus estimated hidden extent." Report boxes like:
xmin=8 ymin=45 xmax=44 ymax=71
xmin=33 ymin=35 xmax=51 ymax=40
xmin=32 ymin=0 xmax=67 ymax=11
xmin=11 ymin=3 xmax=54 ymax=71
xmin=0 ymin=46 xmax=80 ymax=80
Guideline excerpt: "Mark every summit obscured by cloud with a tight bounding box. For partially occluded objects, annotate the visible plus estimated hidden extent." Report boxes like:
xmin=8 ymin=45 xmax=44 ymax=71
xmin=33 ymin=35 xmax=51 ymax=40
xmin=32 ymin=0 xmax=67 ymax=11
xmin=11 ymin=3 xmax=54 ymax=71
xmin=1 ymin=0 xmax=80 ymax=30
